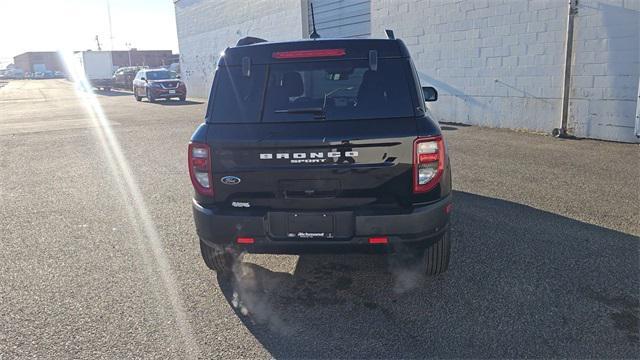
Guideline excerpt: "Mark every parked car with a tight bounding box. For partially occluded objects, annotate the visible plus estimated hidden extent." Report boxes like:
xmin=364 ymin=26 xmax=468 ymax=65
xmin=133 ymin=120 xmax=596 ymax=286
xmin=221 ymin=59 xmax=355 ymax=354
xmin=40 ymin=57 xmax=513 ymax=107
xmin=168 ymin=62 xmax=180 ymax=74
xmin=13 ymin=69 xmax=26 ymax=79
xmin=132 ymin=68 xmax=186 ymax=102
xmin=188 ymin=37 xmax=450 ymax=278
xmin=112 ymin=66 xmax=143 ymax=89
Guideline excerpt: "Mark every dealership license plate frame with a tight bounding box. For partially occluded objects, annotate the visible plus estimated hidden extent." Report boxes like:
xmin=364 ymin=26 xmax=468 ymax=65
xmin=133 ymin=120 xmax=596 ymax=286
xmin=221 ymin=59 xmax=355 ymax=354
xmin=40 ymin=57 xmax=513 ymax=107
xmin=287 ymin=213 xmax=334 ymax=239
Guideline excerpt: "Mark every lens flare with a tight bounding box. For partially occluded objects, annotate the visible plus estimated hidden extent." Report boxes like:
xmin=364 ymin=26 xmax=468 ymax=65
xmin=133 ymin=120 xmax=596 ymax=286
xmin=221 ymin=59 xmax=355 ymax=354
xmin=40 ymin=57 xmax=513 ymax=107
xmin=58 ymin=50 xmax=199 ymax=358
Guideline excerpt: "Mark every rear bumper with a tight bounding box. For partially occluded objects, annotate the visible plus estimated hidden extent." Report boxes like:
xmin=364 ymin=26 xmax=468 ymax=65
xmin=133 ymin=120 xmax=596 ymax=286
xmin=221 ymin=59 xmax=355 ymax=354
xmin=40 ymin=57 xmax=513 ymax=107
xmin=193 ymin=195 xmax=451 ymax=254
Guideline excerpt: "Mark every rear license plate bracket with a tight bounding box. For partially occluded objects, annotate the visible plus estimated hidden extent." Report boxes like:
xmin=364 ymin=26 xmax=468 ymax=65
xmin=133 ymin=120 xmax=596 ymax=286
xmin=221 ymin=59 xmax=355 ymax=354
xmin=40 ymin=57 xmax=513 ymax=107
xmin=287 ymin=213 xmax=334 ymax=239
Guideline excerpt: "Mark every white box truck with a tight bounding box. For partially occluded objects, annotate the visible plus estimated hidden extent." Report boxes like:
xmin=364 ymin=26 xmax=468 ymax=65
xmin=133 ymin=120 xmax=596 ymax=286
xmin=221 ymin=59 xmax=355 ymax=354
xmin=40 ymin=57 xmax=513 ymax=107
xmin=75 ymin=51 xmax=114 ymax=91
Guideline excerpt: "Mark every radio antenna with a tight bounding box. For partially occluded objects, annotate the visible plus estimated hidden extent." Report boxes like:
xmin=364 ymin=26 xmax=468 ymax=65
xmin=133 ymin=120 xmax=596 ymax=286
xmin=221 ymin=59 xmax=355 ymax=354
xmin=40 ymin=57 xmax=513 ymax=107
xmin=309 ymin=3 xmax=320 ymax=39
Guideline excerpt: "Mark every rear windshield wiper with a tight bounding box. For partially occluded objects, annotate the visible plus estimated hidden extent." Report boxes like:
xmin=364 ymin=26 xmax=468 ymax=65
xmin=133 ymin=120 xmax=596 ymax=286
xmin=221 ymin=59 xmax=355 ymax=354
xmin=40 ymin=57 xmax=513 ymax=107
xmin=323 ymin=86 xmax=354 ymax=109
xmin=274 ymin=107 xmax=326 ymax=119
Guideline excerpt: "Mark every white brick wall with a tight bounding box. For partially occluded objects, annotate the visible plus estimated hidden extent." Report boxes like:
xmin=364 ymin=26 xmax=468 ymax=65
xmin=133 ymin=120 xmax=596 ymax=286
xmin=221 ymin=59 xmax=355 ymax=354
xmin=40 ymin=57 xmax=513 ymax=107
xmin=174 ymin=0 xmax=304 ymax=98
xmin=371 ymin=0 xmax=639 ymax=142
xmin=569 ymin=0 xmax=639 ymax=142
xmin=175 ymin=0 xmax=638 ymax=142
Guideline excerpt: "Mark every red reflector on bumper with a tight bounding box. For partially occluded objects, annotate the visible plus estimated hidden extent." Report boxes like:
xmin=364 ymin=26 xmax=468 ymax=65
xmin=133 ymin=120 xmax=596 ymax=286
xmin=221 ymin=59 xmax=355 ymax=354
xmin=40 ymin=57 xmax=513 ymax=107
xmin=236 ymin=237 xmax=255 ymax=244
xmin=445 ymin=203 xmax=453 ymax=214
xmin=368 ymin=237 xmax=388 ymax=244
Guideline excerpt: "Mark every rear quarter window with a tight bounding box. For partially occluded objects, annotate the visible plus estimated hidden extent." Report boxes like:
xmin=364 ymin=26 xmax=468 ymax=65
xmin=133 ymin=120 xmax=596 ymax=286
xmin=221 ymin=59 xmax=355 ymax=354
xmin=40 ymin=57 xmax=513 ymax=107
xmin=207 ymin=65 xmax=267 ymax=123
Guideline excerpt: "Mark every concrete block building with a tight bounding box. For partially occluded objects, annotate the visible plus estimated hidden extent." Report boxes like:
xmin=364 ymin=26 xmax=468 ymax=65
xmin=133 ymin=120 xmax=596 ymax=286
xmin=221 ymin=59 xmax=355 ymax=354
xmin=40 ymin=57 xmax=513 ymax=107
xmin=174 ymin=0 xmax=639 ymax=142
xmin=174 ymin=0 xmax=306 ymax=98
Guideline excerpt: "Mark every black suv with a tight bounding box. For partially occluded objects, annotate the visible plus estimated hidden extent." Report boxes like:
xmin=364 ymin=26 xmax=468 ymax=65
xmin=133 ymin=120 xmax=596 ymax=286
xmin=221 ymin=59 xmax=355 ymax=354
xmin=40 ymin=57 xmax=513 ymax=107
xmin=112 ymin=66 xmax=143 ymax=89
xmin=189 ymin=37 xmax=451 ymax=277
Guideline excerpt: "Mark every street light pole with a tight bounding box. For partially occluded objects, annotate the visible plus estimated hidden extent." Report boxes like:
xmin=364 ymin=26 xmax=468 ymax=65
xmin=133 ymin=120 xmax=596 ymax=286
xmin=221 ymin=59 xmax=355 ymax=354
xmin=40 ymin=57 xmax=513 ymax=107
xmin=125 ymin=42 xmax=132 ymax=66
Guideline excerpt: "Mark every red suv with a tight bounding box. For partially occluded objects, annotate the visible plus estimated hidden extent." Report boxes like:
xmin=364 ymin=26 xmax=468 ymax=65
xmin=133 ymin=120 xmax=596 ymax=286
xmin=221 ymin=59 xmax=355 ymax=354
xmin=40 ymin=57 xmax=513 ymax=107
xmin=133 ymin=69 xmax=187 ymax=102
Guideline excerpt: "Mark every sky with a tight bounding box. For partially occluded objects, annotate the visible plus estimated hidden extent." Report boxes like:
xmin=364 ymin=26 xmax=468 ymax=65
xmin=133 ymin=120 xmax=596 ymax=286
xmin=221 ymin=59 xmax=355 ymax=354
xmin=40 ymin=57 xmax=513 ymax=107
xmin=0 ymin=0 xmax=179 ymax=68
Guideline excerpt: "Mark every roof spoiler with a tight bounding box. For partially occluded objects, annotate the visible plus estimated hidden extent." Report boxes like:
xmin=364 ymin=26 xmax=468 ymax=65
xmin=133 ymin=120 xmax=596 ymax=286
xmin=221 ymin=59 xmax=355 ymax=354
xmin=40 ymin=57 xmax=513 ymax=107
xmin=236 ymin=36 xmax=268 ymax=46
xmin=385 ymin=29 xmax=395 ymax=40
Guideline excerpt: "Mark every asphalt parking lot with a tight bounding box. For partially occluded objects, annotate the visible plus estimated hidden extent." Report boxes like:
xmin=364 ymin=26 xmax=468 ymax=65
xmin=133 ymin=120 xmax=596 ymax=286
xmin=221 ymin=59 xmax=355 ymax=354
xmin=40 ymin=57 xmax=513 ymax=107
xmin=0 ymin=79 xmax=638 ymax=358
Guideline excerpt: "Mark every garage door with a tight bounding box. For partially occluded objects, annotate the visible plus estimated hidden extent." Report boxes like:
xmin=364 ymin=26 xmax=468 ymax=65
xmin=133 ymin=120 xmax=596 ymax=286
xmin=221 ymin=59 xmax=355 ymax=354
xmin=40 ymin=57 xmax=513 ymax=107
xmin=308 ymin=0 xmax=371 ymax=38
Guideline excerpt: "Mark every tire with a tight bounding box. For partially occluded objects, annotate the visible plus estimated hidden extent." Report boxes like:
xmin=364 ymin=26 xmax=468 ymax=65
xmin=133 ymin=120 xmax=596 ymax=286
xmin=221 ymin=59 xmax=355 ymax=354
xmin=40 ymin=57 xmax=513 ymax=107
xmin=146 ymin=88 xmax=156 ymax=103
xmin=199 ymin=239 xmax=236 ymax=277
xmin=104 ymin=87 xmax=111 ymax=92
xmin=423 ymin=228 xmax=451 ymax=276
xmin=179 ymin=96 xmax=186 ymax=102
xmin=135 ymin=94 xmax=142 ymax=101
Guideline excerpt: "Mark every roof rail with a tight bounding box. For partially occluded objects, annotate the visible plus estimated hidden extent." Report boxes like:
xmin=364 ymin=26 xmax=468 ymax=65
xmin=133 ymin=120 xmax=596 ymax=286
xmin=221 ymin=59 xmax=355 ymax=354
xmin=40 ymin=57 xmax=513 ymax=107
xmin=236 ymin=37 xmax=268 ymax=46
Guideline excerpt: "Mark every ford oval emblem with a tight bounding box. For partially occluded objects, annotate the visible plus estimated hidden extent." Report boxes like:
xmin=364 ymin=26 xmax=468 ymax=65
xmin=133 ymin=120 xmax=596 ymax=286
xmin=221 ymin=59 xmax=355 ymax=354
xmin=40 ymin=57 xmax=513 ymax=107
xmin=221 ymin=176 xmax=241 ymax=185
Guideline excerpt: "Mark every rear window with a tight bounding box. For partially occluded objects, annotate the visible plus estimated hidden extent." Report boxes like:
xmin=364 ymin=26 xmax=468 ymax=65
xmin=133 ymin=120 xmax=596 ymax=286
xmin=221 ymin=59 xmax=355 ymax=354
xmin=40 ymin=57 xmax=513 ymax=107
xmin=207 ymin=58 xmax=415 ymax=123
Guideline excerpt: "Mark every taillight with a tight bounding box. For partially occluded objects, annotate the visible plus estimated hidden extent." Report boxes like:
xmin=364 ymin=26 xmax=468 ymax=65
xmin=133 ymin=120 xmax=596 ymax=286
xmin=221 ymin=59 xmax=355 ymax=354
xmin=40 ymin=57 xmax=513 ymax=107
xmin=413 ymin=136 xmax=445 ymax=193
xmin=272 ymin=48 xmax=346 ymax=59
xmin=188 ymin=143 xmax=213 ymax=196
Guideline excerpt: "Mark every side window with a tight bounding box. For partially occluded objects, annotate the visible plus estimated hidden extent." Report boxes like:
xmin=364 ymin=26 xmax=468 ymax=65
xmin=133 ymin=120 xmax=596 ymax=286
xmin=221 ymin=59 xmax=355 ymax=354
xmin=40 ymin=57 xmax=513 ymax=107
xmin=208 ymin=65 xmax=267 ymax=123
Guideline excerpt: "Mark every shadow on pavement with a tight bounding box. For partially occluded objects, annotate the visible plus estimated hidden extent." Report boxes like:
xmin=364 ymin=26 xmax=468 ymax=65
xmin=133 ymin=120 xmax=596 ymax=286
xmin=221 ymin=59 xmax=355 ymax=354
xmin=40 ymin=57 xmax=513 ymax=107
xmin=440 ymin=121 xmax=472 ymax=127
xmin=215 ymin=191 xmax=639 ymax=358
xmin=94 ymin=90 xmax=132 ymax=97
xmin=150 ymin=99 xmax=204 ymax=106
xmin=440 ymin=122 xmax=473 ymax=131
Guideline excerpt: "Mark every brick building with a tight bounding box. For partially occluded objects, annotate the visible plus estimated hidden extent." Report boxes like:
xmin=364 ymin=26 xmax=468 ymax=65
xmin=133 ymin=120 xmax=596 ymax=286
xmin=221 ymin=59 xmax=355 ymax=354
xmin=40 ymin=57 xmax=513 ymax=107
xmin=110 ymin=49 xmax=176 ymax=68
xmin=13 ymin=52 xmax=64 ymax=73
xmin=14 ymin=50 xmax=176 ymax=74
xmin=174 ymin=0 xmax=639 ymax=142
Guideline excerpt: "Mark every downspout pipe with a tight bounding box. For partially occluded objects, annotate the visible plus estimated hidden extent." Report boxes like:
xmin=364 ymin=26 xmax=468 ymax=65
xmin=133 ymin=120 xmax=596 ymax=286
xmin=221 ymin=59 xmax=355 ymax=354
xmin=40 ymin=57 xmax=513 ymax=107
xmin=554 ymin=0 xmax=579 ymax=138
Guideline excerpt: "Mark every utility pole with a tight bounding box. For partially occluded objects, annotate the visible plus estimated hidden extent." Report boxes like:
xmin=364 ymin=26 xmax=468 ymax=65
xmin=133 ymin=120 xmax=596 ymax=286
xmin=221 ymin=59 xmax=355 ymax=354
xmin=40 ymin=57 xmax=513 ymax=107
xmin=555 ymin=0 xmax=578 ymax=138
xmin=106 ymin=0 xmax=114 ymax=50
